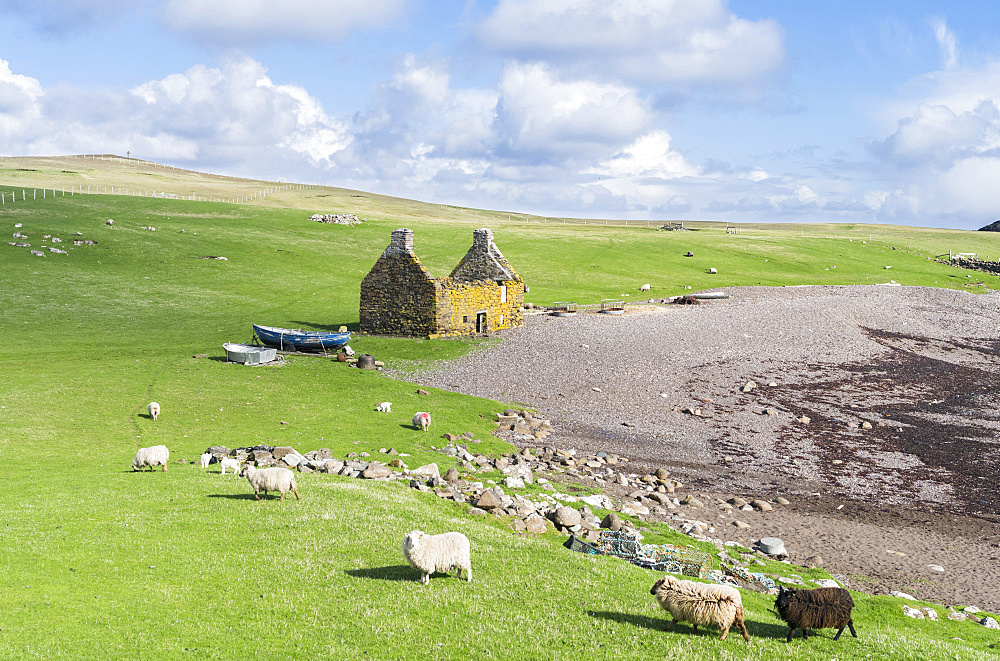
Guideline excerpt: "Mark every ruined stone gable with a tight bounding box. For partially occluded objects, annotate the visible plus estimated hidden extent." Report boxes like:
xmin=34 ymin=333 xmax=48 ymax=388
xmin=359 ymin=227 xmax=524 ymax=338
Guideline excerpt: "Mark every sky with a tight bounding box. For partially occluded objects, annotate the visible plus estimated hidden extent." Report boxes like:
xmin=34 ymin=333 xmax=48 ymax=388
xmin=1 ymin=1 xmax=999 ymax=229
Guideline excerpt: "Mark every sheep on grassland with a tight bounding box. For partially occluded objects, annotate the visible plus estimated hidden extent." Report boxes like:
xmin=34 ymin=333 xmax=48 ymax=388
xmin=375 ymin=401 xmax=392 ymax=413
xmin=639 ymin=283 xmax=651 ymax=291
xmin=219 ymin=457 xmax=240 ymax=476
xmin=147 ymin=402 xmax=160 ymax=420
xmin=402 ymin=530 xmax=471 ymax=585
xmin=200 ymin=452 xmax=212 ymax=468
xmin=775 ymin=586 xmax=857 ymax=643
xmin=240 ymin=465 xmax=299 ymax=500
xmin=650 ymin=575 xmax=749 ymax=642
xmin=133 ymin=445 xmax=170 ymax=472
xmin=412 ymin=411 xmax=431 ymax=432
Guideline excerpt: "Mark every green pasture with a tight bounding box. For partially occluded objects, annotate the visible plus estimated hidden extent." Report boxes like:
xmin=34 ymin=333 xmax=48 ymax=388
xmin=1 ymin=161 xmax=999 ymax=659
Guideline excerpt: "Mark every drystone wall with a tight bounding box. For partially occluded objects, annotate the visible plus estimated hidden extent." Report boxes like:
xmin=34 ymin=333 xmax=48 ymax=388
xmin=359 ymin=229 xmax=437 ymax=336
xmin=432 ymin=278 xmax=525 ymax=337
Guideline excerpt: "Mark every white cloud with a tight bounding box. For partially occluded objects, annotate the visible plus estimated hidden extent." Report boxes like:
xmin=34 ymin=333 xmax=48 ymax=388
xmin=741 ymin=167 xmax=769 ymax=181
xmin=0 ymin=57 xmax=43 ymax=136
xmin=161 ymin=0 xmax=406 ymax=45
xmin=493 ymin=62 xmax=652 ymax=159
xmin=932 ymin=19 xmax=958 ymax=70
xmin=477 ymin=0 xmax=784 ymax=90
xmin=586 ymin=130 xmax=699 ymax=179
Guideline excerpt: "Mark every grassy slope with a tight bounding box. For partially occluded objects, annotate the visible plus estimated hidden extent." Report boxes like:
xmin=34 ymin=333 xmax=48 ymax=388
xmin=2 ymin=160 xmax=998 ymax=659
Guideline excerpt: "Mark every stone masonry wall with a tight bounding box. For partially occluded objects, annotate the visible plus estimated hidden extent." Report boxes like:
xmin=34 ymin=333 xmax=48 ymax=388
xmin=431 ymin=278 xmax=525 ymax=337
xmin=359 ymin=228 xmax=438 ymax=336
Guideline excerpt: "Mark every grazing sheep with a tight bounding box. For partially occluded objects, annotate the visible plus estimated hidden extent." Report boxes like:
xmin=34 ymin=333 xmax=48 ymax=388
xmin=132 ymin=445 xmax=170 ymax=472
xmin=639 ymin=283 xmax=651 ymax=291
xmin=147 ymin=401 xmax=160 ymax=420
xmin=200 ymin=452 xmax=212 ymax=468
xmin=402 ymin=530 xmax=472 ymax=585
xmin=775 ymin=586 xmax=858 ymax=643
xmin=650 ymin=575 xmax=749 ymax=642
xmin=240 ymin=465 xmax=299 ymax=501
xmin=375 ymin=401 xmax=392 ymax=413
xmin=413 ymin=411 xmax=431 ymax=432
xmin=219 ymin=457 xmax=240 ymax=476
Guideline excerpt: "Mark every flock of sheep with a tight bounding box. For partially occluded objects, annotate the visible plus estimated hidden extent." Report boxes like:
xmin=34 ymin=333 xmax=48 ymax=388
xmin=133 ymin=400 xmax=859 ymax=644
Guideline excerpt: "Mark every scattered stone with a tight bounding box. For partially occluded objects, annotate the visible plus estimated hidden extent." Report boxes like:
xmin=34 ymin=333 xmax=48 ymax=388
xmin=475 ymin=490 xmax=502 ymax=510
xmin=601 ymin=513 xmax=622 ymax=531
xmin=750 ymin=499 xmax=773 ymax=512
xmin=804 ymin=555 xmax=823 ymax=569
xmin=511 ymin=518 xmax=527 ymax=532
xmin=814 ymin=579 xmax=840 ymax=588
xmin=681 ymin=495 xmax=704 ymax=508
xmin=733 ymin=520 xmax=750 ymax=529
xmin=411 ymin=463 xmax=440 ymax=479
xmin=417 ymin=389 xmax=430 ymax=396
xmin=775 ymin=497 xmax=790 ymax=505
xmin=921 ymin=607 xmax=938 ymax=621
xmin=902 ymin=605 xmax=924 ymax=619
xmin=927 ymin=564 xmax=945 ymax=573
xmin=524 ymin=514 xmax=547 ymax=534
xmin=361 ymin=463 xmax=391 ymax=479
xmin=797 ymin=415 xmax=811 ymax=424
xmin=757 ymin=537 xmax=786 ymax=556
xmin=443 ymin=467 xmax=459 ymax=483
xmin=553 ymin=506 xmax=582 ymax=528
xmin=467 ymin=507 xmax=489 ymax=516
xmin=741 ymin=381 xmax=757 ymax=393
xmin=861 ymin=421 xmax=873 ymax=429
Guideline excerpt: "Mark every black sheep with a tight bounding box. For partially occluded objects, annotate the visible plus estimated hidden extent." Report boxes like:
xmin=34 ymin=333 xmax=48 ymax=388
xmin=774 ymin=586 xmax=858 ymax=643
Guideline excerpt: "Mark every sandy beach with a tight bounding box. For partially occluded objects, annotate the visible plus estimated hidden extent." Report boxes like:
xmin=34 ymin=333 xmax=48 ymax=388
xmin=411 ymin=285 xmax=1000 ymax=611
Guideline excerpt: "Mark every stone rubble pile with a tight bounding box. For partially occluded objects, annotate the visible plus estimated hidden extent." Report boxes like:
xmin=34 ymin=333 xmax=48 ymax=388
xmin=310 ymin=213 xmax=364 ymax=225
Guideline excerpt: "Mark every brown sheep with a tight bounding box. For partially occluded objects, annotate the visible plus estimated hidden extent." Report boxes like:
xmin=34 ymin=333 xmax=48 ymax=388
xmin=650 ymin=575 xmax=750 ymax=642
xmin=775 ymin=586 xmax=858 ymax=643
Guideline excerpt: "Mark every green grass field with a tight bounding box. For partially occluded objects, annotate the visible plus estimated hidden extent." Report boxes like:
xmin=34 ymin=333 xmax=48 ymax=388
xmin=2 ymin=158 xmax=999 ymax=659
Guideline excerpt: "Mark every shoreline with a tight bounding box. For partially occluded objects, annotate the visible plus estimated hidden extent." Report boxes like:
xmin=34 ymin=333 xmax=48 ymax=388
xmin=410 ymin=284 xmax=1000 ymax=610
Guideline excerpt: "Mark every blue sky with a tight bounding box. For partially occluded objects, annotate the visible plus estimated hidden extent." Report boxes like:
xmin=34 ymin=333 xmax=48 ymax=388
xmin=1 ymin=1 xmax=999 ymax=229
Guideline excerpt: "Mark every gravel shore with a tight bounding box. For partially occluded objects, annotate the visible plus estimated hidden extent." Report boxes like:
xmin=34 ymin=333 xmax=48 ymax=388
xmin=404 ymin=285 xmax=1000 ymax=609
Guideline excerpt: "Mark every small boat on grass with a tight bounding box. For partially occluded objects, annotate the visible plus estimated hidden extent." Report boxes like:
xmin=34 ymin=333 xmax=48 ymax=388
xmin=252 ymin=324 xmax=350 ymax=353
xmin=224 ymin=343 xmax=277 ymax=365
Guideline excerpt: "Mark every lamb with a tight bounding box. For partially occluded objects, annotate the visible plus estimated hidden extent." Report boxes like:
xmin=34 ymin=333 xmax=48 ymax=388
xmin=375 ymin=401 xmax=392 ymax=413
xmin=132 ymin=445 xmax=170 ymax=472
xmin=775 ymin=586 xmax=858 ymax=643
xmin=650 ymin=575 xmax=749 ymax=642
xmin=219 ymin=457 xmax=241 ymax=476
xmin=200 ymin=452 xmax=212 ymax=468
xmin=402 ymin=530 xmax=471 ymax=585
xmin=147 ymin=401 xmax=160 ymax=420
xmin=412 ymin=411 xmax=431 ymax=432
xmin=240 ymin=465 xmax=299 ymax=500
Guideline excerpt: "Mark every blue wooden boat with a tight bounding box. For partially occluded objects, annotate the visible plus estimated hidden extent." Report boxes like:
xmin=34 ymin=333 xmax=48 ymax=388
xmin=252 ymin=324 xmax=350 ymax=352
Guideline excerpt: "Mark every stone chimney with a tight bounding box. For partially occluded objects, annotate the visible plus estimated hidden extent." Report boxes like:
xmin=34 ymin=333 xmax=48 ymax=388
xmin=387 ymin=228 xmax=414 ymax=255
xmin=472 ymin=227 xmax=494 ymax=251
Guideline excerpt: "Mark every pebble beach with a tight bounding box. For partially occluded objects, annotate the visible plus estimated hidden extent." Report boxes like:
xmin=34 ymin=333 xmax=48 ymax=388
xmin=412 ymin=285 xmax=1000 ymax=610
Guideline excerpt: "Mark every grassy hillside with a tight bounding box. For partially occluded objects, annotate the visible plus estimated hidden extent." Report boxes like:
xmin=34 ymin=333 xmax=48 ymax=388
xmin=2 ymin=159 xmax=998 ymax=659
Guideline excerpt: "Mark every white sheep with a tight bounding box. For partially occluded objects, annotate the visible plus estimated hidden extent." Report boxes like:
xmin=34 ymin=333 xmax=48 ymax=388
xmin=650 ymin=575 xmax=749 ymax=642
xmin=132 ymin=445 xmax=170 ymax=472
xmin=413 ymin=411 xmax=431 ymax=432
xmin=219 ymin=457 xmax=241 ymax=476
xmin=200 ymin=452 xmax=212 ymax=468
xmin=375 ymin=401 xmax=392 ymax=413
xmin=639 ymin=283 xmax=651 ymax=291
xmin=147 ymin=401 xmax=160 ymax=420
xmin=240 ymin=465 xmax=299 ymax=500
xmin=402 ymin=530 xmax=472 ymax=585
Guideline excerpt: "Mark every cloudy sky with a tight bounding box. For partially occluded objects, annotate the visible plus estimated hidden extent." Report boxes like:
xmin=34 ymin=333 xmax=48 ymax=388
xmin=1 ymin=1 xmax=999 ymax=228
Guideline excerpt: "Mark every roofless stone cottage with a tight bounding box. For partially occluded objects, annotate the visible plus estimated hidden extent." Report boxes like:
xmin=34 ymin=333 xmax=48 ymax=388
xmin=360 ymin=228 xmax=525 ymax=337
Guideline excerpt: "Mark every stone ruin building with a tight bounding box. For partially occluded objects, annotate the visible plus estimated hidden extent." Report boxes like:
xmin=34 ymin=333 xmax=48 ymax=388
xmin=360 ymin=228 xmax=525 ymax=337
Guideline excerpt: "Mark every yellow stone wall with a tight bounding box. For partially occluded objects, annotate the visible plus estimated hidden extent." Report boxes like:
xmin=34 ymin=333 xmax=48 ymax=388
xmin=431 ymin=278 xmax=525 ymax=337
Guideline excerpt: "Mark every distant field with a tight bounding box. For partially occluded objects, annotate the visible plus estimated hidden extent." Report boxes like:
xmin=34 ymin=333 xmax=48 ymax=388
xmin=2 ymin=157 xmax=998 ymax=659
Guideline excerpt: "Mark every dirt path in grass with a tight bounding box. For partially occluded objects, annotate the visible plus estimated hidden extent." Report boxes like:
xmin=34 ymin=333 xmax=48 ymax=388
xmin=411 ymin=285 xmax=1000 ymax=611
